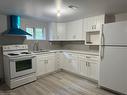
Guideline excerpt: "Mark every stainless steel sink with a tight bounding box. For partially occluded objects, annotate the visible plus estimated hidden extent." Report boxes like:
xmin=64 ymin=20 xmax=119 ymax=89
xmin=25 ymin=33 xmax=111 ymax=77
xmin=33 ymin=50 xmax=49 ymax=53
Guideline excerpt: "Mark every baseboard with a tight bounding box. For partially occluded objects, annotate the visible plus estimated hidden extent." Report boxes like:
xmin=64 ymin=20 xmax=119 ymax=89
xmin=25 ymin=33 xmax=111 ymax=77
xmin=61 ymin=69 xmax=98 ymax=84
xmin=99 ymin=86 xmax=126 ymax=95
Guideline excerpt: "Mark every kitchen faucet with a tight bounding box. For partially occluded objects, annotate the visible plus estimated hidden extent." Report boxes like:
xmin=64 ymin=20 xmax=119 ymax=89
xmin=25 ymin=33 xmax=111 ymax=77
xmin=33 ymin=41 xmax=39 ymax=51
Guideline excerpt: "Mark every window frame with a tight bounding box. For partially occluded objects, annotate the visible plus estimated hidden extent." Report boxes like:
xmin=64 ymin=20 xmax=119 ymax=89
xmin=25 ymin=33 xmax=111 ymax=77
xmin=26 ymin=27 xmax=46 ymax=41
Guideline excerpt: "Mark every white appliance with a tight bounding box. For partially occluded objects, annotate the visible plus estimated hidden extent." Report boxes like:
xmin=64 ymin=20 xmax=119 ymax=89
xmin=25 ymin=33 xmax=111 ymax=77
xmin=3 ymin=45 xmax=37 ymax=89
xmin=99 ymin=21 xmax=127 ymax=94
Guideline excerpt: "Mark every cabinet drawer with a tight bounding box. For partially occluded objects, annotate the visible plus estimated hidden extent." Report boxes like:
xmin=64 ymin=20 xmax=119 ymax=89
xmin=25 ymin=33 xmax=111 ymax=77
xmin=36 ymin=54 xmax=48 ymax=61
xmin=86 ymin=55 xmax=99 ymax=63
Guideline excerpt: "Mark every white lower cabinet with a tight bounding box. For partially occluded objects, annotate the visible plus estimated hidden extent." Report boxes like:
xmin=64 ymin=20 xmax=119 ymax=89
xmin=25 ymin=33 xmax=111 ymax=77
xmin=61 ymin=52 xmax=99 ymax=81
xmin=46 ymin=53 xmax=56 ymax=73
xmin=62 ymin=52 xmax=79 ymax=73
xmin=36 ymin=51 xmax=99 ymax=81
xmin=87 ymin=62 xmax=99 ymax=80
xmin=36 ymin=53 xmax=56 ymax=76
xmin=78 ymin=55 xmax=87 ymax=76
xmin=36 ymin=54 xmax=46 ymax=76
xmin=55 ymin=52 xmax=66 ymax=69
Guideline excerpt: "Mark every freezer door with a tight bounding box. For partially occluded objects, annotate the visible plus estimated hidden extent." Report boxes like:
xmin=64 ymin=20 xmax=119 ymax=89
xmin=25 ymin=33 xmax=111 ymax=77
xmin=99 ymin=46 xmax=127 ymax=94
xmin=103 ymin=21 xmax=127 ymax=45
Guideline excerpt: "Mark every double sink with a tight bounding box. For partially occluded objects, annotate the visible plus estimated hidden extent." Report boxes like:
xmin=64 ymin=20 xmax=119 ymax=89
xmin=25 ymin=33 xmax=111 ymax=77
xmin=32 ymin=50 xmax=50 ymax=53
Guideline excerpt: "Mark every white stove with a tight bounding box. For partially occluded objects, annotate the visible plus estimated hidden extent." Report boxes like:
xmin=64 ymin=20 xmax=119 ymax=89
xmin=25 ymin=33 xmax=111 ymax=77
xmin=3 ymin=45 xmax=31 ymax=57
xmin=3 ymin=45 xmax=37 ymax=89
xmin=5 ymin=51 xmax=33 ymax=58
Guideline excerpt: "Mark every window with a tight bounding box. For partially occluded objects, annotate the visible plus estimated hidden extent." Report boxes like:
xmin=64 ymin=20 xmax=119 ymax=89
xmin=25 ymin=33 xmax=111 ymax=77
xmin=26 ymin=28 xmax=34 ymax=40
xmin=35 ymin=28 xmax=46 ymax=40
xmin=26 ymin=27 xmax=46 ymax=40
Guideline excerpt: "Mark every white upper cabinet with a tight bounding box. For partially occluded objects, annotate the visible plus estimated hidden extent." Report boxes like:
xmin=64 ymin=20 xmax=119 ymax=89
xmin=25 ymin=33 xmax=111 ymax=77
xmin=49 ymin=23 xmax=66 ymax=41
xmin=84 ymin=15 xmax=115 ymax=45
xmin=84 ymin=15 xmax=104 ymax=45
xmin=56 ymin=23 xmax=66 ymax=40
xmin=49 ymin=23 xmax=57 ymax=41
xmin=84 ymin=15 xmax=105 ymax=32
xmin=49 ymin=19 xmax=84 ymax=41
xmin=66 ymin=19 xmax=83 ymax=40
xmin=49 ymin=15 xmax=114 ymax=42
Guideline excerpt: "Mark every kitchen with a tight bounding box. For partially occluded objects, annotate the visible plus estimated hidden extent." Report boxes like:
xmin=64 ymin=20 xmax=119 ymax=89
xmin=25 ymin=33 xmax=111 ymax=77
xmin=0 ymin=0 xmax=127 ymax=95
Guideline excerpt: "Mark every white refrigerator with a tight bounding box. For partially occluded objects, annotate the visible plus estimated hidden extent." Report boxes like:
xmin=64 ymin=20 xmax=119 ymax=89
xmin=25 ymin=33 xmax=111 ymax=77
xmin=99 ymin=21 xmax=127 ymax=95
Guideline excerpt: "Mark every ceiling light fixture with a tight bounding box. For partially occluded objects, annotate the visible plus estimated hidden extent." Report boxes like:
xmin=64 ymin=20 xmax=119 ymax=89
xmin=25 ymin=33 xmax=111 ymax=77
xmin=57 ymin=10 xmax=61 ymax=17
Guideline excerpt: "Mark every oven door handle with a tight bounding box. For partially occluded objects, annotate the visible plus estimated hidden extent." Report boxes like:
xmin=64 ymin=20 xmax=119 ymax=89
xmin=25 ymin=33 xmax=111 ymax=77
xmin=10 ymin=56 xmax=36 ymax=61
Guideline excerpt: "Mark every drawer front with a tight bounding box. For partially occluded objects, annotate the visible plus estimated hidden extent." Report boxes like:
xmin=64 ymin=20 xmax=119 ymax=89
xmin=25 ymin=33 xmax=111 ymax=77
xmin=36 ymin=54 xmax=48 ymax=61
xmin=86 ymin=55 xmax=99 ymax=63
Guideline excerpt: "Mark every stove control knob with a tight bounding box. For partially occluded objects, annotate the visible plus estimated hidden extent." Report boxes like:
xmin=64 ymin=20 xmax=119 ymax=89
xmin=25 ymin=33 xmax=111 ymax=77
xmin=7 ymin=47 xmax=9 ymax=49
xmin=22 ymin=46 xmax=25 ymax=49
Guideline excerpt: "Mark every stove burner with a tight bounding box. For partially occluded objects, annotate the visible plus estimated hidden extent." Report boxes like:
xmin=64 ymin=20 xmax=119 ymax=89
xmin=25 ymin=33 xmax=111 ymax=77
xmin=8 ymin=53 xmax=19 ymax=56
xmin=21 ymin=52 xmax=31 ymax=54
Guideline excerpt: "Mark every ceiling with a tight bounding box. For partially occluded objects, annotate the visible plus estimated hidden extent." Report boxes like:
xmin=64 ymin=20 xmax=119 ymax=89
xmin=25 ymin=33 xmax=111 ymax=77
xmin=0 ymin=0 xmax=127 ymax=22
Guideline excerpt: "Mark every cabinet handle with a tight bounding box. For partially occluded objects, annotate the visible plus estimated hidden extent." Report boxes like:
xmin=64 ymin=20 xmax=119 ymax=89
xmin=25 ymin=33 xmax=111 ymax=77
xmin=92 ymin=25 xmax=96 ymax=29
xmin=88 ymin=62 xmax=90 ymax=67
xmin=86 ymin=62 xmax=87 ymax=66
xmin=73 ymin=35 xmax=76 ymax=39
xmin=86 ymin=56 xmax=91 ymax=58
xmin=44 ymin=60 xmax=46 ymax=64
xmin=45 ymin=60 xmax=48 ymax=64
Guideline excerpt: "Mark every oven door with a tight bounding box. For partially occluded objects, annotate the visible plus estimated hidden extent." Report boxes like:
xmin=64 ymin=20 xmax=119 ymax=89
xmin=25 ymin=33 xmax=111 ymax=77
xmin=10 ymin=56 xmax=36 ymax=79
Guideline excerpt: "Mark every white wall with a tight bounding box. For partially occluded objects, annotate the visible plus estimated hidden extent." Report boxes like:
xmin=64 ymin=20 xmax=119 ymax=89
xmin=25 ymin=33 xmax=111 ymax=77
xmin=0 ymin=14 xmax=7 ymax=33
xmin=0 ymin=14 xmax=7 ymax=80
xmin=21 ymin=17 xmax=61 ymax=51
xmin=21 ymin=18 xmax=49 ymax=39
xmin=0 ymin=15 xmax=61 ymax=79
xmin=115 ymin=13 xmax=127 ymax=22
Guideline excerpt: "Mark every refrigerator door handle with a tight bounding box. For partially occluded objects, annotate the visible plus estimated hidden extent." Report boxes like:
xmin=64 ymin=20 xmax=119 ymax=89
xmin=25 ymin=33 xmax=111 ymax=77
xmin=101 ymin=24 xmax=105 ymax=46
xmin=100 ymin=45 xmax=104 ymax=59
xmin=100 ymin=25 xmax=104 ymax=59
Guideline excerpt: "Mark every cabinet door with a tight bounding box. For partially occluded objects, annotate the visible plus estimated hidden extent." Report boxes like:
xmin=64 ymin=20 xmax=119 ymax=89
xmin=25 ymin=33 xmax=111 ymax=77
xmin=57 ymin=23 xmax=66 ymax=34
xmin=58 ymin=52 xmax=66 ymax=69
xmin=55 ymin=53 xmax=61 ymax=70
xmin=36 ymin=55 xmax=46 ymax=76
xmin=78 ymin=55 xmax=87 ymax=76
xmin=49 ymin=23 xmax=57 ymax=40
xmin=71 ymin=54 xmax=78 ymax=73
xmin=57 ymin=23 xmax=66 ymax=40
xmin=87 ymin=62 xmax=99 ymax=80
xmin=84 ymin=15 xmax=105 ymax=32
xmin=95 ymin=15 xmax=105 ymax=31
xmin=46 ymin=53 xmax=55 ymax=73
xmin=63 ymin=52 xmax=73 ymax=71
xmin=66 ymin=19 xmax=83 ymax=40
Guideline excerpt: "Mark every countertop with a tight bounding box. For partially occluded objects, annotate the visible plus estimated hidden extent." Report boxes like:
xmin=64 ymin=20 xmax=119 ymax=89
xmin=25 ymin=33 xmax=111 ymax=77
xmin=31 ymin=50 xmax=99 ymax=56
